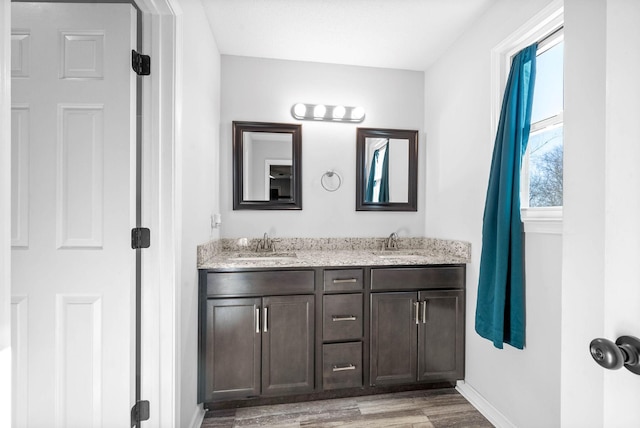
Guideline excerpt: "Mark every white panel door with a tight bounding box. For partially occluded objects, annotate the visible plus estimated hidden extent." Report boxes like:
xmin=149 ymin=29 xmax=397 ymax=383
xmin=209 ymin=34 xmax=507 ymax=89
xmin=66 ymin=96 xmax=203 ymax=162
xmin=11 ymin=3 xmax=137 ymax=427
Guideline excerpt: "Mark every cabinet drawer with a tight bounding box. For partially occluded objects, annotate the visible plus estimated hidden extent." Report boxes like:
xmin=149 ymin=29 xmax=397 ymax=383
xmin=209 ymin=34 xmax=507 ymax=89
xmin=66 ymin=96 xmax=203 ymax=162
xmin=206 ymin=270 xmax=314 ymax=296
xmin=371 ymin=266 xmax=464 ymax=291
xmin=323 ymin=269 xmax=364 ymax=291
xmin=323 ymin=294 xmax=363 ymax=341
xmin=323 ymin=342 xmax=362 ymax=390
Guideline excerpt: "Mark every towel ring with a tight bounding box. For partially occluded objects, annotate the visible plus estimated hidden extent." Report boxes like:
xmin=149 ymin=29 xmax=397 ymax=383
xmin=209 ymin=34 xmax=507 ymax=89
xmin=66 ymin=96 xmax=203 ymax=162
xmin=321 ymin=170 xmax=342 ymax=192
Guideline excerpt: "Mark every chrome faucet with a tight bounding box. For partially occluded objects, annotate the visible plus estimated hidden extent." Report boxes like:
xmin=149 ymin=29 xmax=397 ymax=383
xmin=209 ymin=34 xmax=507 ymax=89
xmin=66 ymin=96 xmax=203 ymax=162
xmin=255 ymin=232 xmax=275 ymax=252
xmin=385 ymin=232 xmax=399 ymax=251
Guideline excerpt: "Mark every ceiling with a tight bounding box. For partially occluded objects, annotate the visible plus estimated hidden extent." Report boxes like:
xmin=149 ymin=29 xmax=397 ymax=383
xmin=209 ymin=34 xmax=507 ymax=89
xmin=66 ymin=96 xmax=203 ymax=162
xmin=202 ymin=0 xmax=497 ymax=72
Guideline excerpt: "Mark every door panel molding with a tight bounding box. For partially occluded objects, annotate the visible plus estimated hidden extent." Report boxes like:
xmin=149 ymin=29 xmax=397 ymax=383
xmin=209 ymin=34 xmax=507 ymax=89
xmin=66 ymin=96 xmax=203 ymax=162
xmin=11 ymin=295 xmax=28 ymax=428
xmin=59 ymin=31 xmax=105 ymax=80
xmin=11 ymin=104 xmax=29 ymax=248
xmin=54 ymin=294 xmax=102 ymax=427
xmin=56 ymin=104 xmax=104 ymax=249
xmin=11 ymin=30 xmax=30 ymax=77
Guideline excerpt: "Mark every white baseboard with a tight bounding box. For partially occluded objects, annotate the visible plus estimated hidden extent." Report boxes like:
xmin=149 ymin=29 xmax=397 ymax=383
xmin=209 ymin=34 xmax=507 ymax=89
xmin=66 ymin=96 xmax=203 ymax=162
xmin=188 ymin=405 xmax=206 ymax=428
xmin=456 ymin=381 xmax=516 ymax=428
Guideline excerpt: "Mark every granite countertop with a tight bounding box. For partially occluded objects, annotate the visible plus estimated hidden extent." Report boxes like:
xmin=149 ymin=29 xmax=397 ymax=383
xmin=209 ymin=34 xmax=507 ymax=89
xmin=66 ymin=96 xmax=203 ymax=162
xmin=197 ymin=237 xmax=471 ymax=270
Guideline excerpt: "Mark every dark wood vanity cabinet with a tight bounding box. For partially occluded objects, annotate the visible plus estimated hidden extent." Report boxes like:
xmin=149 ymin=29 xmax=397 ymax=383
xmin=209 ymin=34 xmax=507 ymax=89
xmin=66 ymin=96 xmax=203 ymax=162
xmin=370 ymin=290 xmax=464 ymax=386
xmin=199 ymin=264 xmax=465 ymax=406
xmin=199 ymin=271 xmax=315 ymax=402
xmin=370 ymin=267 xmax=465 ymax=386
xmin=203 ymin=294 xmax=314 ymax=402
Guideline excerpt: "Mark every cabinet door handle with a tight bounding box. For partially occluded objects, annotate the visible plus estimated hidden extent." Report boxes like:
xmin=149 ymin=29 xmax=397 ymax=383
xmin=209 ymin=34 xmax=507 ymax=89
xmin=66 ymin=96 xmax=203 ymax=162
xmin=333 ymin=278 xmax=357 ymax=284
xmin=332 ymin=364 xmax=356 ymax=372
xmin=263 ymin=307 xmax=268 ymax=333
xmin=332 ymin=315 xmax=357 ymax=322
xmin=256 ymin=308 xmax=260 ymax=333
xmin=422 ymin=300 xmax=427 ymax=324
xmin=414 ymin=301 xmax=420 ymax=324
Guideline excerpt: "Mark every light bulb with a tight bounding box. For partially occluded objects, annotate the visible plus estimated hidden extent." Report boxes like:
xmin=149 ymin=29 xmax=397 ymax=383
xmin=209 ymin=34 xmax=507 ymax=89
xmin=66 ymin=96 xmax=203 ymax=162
xmin=314 ymin=104 xmax=326 ymax=119
xmin=333 ymin=105 xmax=346 ymax=119
xmin=351 ymin=106 xmax=365 ymax=120
xmin=293 ymin=103 xmax=307 ymax=117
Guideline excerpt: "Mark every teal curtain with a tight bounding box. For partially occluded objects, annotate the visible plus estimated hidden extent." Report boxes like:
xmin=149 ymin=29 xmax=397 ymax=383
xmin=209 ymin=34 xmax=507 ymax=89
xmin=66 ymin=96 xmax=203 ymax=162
xmin=475 ymin=43 xmax=537 ymax=350
xmin=365 ymin=149 xmax=380 ymax=202
xmin=364 ymin=141 xmax=390 ymax=203
xmin=379 ymin=142 xmax=390 ymax=203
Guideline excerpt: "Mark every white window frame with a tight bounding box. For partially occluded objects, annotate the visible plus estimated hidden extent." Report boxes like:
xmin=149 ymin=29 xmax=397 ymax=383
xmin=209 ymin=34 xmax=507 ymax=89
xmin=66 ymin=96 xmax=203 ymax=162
xmin=491 ymin=0 xmax=563 ymax=234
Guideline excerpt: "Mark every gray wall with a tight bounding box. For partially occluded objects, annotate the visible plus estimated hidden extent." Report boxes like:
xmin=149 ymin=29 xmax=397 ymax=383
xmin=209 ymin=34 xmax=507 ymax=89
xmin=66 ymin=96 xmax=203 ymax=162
xmin=177 ymin=0 xmax=221 ymax=426
xmin=220 ymin=55 xmax=425 ymax=238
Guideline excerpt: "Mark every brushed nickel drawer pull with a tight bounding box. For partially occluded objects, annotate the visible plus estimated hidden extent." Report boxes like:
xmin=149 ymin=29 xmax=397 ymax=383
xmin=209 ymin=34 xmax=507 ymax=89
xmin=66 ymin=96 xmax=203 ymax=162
xmin=414 ymin=301 xmax=420 ymax=324
xmin=332 ymin=364 xmax=356 ymax=372
xmin=332 ymin=278 xmax=358 ymax=284
xmin=256 ymin=308 xmax=260 ymax=333
xmin=263 ymin=307 xmax=268 ymax=333
xmin=422 ymin=300 xmax=427 ymax=324
xmin=332 ymin=315 xmax=357 ymax=322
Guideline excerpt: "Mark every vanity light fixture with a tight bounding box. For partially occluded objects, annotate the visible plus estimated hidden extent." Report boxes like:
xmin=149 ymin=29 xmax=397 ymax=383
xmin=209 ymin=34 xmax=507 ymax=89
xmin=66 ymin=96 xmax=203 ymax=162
xmin=291 ymin=103 xmax=365 ymax=123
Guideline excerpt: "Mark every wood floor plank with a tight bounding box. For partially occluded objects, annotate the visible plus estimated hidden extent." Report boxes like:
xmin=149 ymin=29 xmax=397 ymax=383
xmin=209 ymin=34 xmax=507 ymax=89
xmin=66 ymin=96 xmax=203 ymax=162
xmin=233 ymin=413 xmax=301 ymax=427
xmin=235 ymin=397 xmax=359 ymax=420
xmin=357 ymin=395 xmax=435 ymax=416
xmin=201 ymin=409 xmax=236 ymax=427
xmin=298 ymin=406 xmax=362 ymax=425
xmin=200 ymin=416 xmax=235 ymax=427
xmin=200 ymin=418 xmax=235 ymax=428
xmin=427 ymin=411 xmax=494 ymax=428
xmin=300 ymin=409 xmax=432 ymax=428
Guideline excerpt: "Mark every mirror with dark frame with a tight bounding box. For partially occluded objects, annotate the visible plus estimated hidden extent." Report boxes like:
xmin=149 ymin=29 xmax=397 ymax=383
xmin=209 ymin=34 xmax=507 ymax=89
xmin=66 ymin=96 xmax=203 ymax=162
xmin=356 ymin=128 xmax=418 ymax=211
xmin=233 ymin=121 xmax=302 ymax=210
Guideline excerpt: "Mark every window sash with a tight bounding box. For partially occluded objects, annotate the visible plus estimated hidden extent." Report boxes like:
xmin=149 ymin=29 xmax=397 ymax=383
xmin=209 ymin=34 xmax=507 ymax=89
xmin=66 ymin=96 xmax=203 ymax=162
xmin=521 ymin=29 xmax=564 ymax=212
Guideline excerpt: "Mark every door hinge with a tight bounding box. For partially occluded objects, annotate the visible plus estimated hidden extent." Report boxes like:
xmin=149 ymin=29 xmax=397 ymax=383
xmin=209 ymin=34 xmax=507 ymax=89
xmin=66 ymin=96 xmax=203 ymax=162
xmin=131 ymin=50 xmax=150 ymax=76
xmin=131 ymin=400 xmax=150 ymax=427
xmin=131 ymin=227 xmax=151 ymax=249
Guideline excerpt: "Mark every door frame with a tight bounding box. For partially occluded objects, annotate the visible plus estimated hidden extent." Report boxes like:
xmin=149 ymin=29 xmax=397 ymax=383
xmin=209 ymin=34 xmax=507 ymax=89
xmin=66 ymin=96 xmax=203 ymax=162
xmin=0 ymin=0 xmax=182 ymax=426
xmin=264 ymin=159 xmax=292 ymax=200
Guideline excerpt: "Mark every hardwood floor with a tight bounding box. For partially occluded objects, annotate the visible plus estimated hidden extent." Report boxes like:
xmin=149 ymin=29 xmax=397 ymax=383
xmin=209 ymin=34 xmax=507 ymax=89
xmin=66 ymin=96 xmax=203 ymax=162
xmin=201 ymin=389 xmax=493 ymax=427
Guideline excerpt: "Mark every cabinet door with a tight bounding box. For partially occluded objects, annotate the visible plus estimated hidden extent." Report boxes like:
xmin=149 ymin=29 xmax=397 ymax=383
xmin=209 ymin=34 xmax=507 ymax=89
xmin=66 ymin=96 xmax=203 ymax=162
xmin=370 ymin=292 xmax=418 ymax=386
xmin=262 ymin=295 xmax=315 ymax=395
xmin=417 ymin=290 xmax=465 ymax=382
xmin=205 ymin=298 xmax=261 ymax=401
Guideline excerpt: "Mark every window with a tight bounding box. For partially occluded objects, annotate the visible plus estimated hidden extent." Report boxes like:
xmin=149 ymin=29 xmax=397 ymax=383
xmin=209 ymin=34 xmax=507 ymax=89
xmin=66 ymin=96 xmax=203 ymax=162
xmin=369 ymin=144 xmax=387 ymax=203
xmin=522 ymin=29 xmax=564 ymax=209
xmin=492 ymin=2 xmax=563 ymax=232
